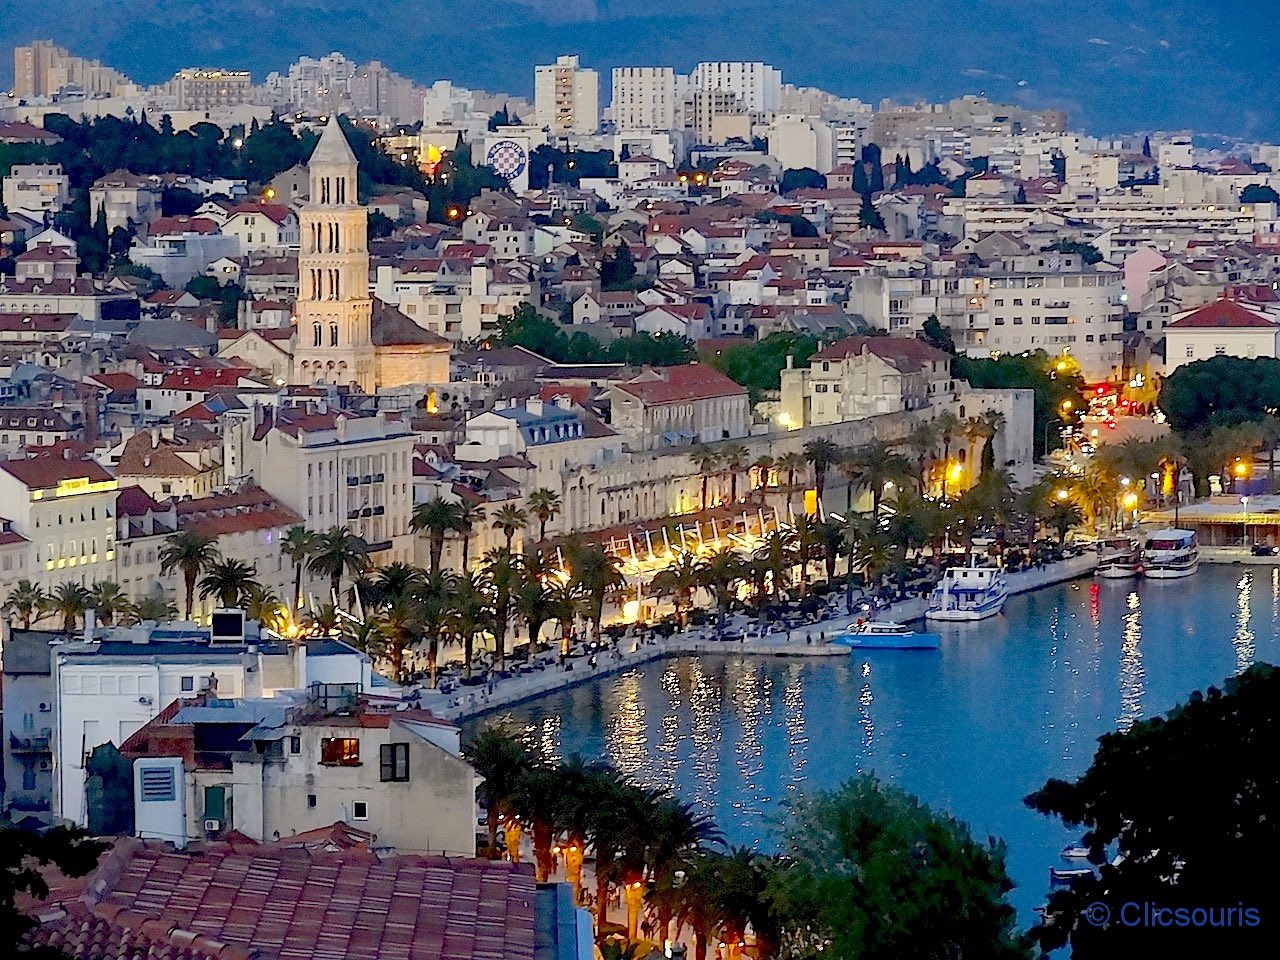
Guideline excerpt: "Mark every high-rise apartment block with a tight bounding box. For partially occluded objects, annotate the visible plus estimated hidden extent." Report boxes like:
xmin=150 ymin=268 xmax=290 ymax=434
xmin=535 ymin=55 xmax=599 ymax=135
xmin=611 ymin=67 xmax=676 ymax=131
xmin=689 ymin=61 xmax=782 ymax=116
xmin=12 ymin=40 xmax=137 ymax=100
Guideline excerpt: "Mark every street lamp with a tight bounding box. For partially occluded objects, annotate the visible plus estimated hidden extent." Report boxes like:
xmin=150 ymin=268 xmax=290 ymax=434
xmin=1242 ymin=495 xmax=1250 ymax=546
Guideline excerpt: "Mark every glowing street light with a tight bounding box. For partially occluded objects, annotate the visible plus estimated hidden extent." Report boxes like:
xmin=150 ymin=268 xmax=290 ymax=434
xmin=1056 ymin=488 xmax=1070 ymax=501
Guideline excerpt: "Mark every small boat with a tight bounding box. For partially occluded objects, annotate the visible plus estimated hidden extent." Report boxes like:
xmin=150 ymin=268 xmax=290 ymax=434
xmin=1143 ymin=528 xmax=1199 ymax=579
xmin=1096 ymin=537 xmax=1142 ymax=579
xmin=925 ymin=566 xmax=1009 ymax=622
xmin=834 ymin=621 xmax=940 ymax=650
xmin=1049 ymin=867 xmax=1094 ymax=888
xmin=1060 ymin=845 xmax=1092 ymax=860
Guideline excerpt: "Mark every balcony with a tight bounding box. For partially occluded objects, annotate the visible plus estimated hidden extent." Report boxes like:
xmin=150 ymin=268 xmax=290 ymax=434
xmin=360 ymin=507 xmax=373 ymax=518
xmin=346 ymin=476 xmax=360 ymax=486
xmin=347 ymin=509 xmax=360 ymax=520
xmin=360 ymin=475 xmax=373 ymax=484
xmin=372 ymin=505 xmax=385 ymax=516
xmin=9 ymin=732 xmax=51 ymax=754
xmin=1045 ymin=300 xmax=1070 ymax=309
xmin=373 ymin=473 xmax=385 ymax=483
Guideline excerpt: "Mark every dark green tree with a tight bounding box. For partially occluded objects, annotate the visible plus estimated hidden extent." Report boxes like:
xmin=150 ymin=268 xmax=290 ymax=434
xmin=1159 ymin=355 xmax=1280 ymax=432
xmin=368 ymin=209 xmax=395 ymax=238
xmin=701 ymin=333 xmax=820 ymax=401
xmin=859 ymin=192 xmax=885 ymax=230
xmin=1240 ymin=183 xmax=1280 ymax=204
xmin=1 ymin=825 xmax=108 ymax=955
xmin=780 ymin=167 xmax=826 ymax=193
xmin=770 ymin=776 xmax=1029 ymax=960
xmin=921 ymin=314 xmax=956 ymax=354
xmin=955 ymin=350 xmax=1086 ymax=456
xmin=601 ymin=244 xmax=638 ymax=291
xmin=1026 ymin=664 xmax=1280 ymax=956
xmin=1142 ymin=135 xmax=1152 ymax=158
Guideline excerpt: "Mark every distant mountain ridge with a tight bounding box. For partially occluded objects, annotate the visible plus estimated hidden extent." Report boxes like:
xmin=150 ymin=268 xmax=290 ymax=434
xmin=2 ymin=0 xmax=1276 ymax=139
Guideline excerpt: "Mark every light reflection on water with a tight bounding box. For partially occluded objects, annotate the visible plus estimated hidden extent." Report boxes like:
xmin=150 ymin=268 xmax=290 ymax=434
xmin=1117 ymin=591 xmax=1145 ymax=732
xmin=477 ymin=567 xmax=1279 ymax=925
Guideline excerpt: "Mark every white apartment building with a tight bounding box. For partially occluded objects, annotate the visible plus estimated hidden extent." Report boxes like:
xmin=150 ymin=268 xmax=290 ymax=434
xmin=611 ymin=67 xmax=677 ymax=131
xmin=689 ymin=61 xmax=783 ymax=115
xmin=765 ymin=115 xmax=835 ymax=173
xmin=535 ymin=55 xmax=599 ymax=135
xmin=969 ymin=253 xmax=1126 ymax=381
xmin=1164 ymin=298 xmax=1280 ymax=375
xmin=2 ymin=164 xmax=70 ymax=221
xmin=0 ymin=454 xmax=118 ymax=596
xmin=372 ymin=260 xmax=530 ymax=342
xmin=224 ymin=405 xmax=416 ymax=563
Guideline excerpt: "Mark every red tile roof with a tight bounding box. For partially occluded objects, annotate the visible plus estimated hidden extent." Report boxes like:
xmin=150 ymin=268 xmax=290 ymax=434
xmin=158 ymin=367 xmax=252 ymax=391
xmin=226 ymin=202 xmax=295 ymax=225
xmin=614 ymin=363 xmax=746 ymax=405
xmin=0 ymin=312 xmax=78 ymax=333
xmin=812 ymin=335 xmax=951 ymax=371
xmin=0 ymin=453 xmax=114 ymax=490
xmin=25 ymin=836 xmax=537 ymax=960
xmin=1167 ymin=298 xmax=1278 ymax=329
xmin=148 ymin=216 xmax=220 ymax=236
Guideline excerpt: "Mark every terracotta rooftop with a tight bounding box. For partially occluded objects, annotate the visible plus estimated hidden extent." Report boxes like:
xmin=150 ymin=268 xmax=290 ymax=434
xmin=1167 ymin=298 xmax=1278 ymax=329
xmin=0 ymin=453 xmax=114 ymax=490
xmin=812 ymin=335 xmax=951 ymax=371
xmin=614 ymin=363 xmax=746 ymax=405
xmin=24 ymin=835 xmax=537 ymax=960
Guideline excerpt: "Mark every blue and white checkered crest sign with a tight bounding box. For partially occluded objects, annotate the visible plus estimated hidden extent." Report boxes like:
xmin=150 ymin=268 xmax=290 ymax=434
xmin=485 ymin=140 xmax=528 ymax=182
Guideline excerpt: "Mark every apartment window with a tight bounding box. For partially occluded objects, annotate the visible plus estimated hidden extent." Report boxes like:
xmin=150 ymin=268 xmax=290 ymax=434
xmin=139 ymin=767 xmax=176 ymax=802
xmin=321 ymin=737 xmax=360 ymax=766
xmin=180 ymin=676 xmax=194 ymax=692
xmin=380 ymin=743 xmax=410 ymax=782
xmin=204 ymin=785 xmax=226 ymax=821
xmin=1214 ymin=345 xmax=1226 ymax=356
xmin=1185 ymin=345 xmax=1194 ymax=358
xmin=289 ymin=735 xmax=302 ymax=754
xmin=307 ymin=794 xmax=317 ymax=808
xmin=352 ymin=801 xmax=369 ymax=820
xmin=22 ymin=760 xmax=37 ymax=791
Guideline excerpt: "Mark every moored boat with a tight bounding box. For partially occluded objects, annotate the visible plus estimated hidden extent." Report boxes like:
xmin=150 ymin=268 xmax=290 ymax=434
xmin=1096 ymin=537 xmax=1142 ymax=579
xmin=1060 ymin=844 xmax=1092 ymax=860
xmin=834 ymin=620 xmax=940 ymax=650
xmin=1143 ymin=528 xmax=1199 ymax=579
xmin=925 ymin=566 xmax=1009 ymax=622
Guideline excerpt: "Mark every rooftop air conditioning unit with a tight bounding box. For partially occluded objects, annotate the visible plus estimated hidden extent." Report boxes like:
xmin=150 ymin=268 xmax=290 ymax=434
xmin=204 ymin=818 xmax=222 ymax=832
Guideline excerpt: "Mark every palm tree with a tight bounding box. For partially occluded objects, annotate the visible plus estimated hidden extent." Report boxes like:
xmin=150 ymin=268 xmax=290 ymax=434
xmin=306 ymin=603 xmax=341 ymax=634
xmin=697 ymin=547 xmax=743 ymax=623
xmin=791 ymin=513 xmax=823 ymax=598
xmin=976 ymin=409 xmax=1007 ymax=476
xmin=43 ymin=582 xmax=91 ymax=635
xmin=719 ymin=443 xmax=749 ymax=503
xmin=444 ymin=500 xmax=481 ymax=572
xmin=1071 ymin=465 xmax=1118 ymax=534
xmin=463 ymin=723 xmax=533 ymax=859
xmin=651 ymin=550 xmax=701 ymax=628
xmin=554 ymin=756 xmax=610 ymax=903
xmin=546 ymin=580 xmax=584 ymax=657
xmin=690 ymin=445 xmax=721 ymax=511
xmin=802 ymin=437 xmax=841 ymax=510
xmin=750 ymin=455 xmax=775 ymax=496
xmin=448 ymin=574 xmax=490 ymax=678
xmin=754 ymin=528 xmax=797 ymax=601
xmin=198 ymin=558 xmax=261 ymax=609
xmin=934 ymin=410 xmax=962 ymax=500
xmin=511 ymin=763 xmax=563 ymax=882
xmin=130 ymin=594 xmax=177 ymax=624
xmin=410 ymin=497 xmax=463 ymax=573
xmin=844 ymin=440 xmax=913 ymax=516
xmin=5 ymin=579 xmax=48 ymax=629
xmin=372 ymin=561 xmax=424 ymax=605
xmin=416 ymin=571 xmax=456 ymax=686
xmin=527 ymin=488 xmax=562 ymax=543
xmin=481 ymin=548 xmax=519 ymax=671
xmin=491 ymin=504 xmax=528 ymax=551
xmin=306 ymin=526 xmax=370 ymax=602
xmin=776 ymin=451 xmax=807 ymax=513
xmin=645 ymin=795 xmax=723 ymax=945
xmin=158 ymin=530 xmax=220 ymax=620
xmin=244 ymin=585 xmax=286 ymax=631
xmin=86 ymin=581 xmax=129 ymax=626
xmin=569 ymin=544 xmax=625 ymax=641
xmin=902 ymin=420 xmax=941 ymax=494
xmin=372 ymin=594 xmax=425 ymax=683
xmin=814 ymin=519 xmax=845 ymax=582
xmin=515 ymin=565 xmax=553 ymax=654
xmin=279 ymin=525 xmax=315 ymax=612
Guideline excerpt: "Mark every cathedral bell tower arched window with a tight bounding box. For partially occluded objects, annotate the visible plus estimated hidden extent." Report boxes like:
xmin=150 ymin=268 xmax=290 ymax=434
xmin=330 ymin=324 xmax=339 ymax=346
xmin=312 ymin=324 xmax=322 ymax=347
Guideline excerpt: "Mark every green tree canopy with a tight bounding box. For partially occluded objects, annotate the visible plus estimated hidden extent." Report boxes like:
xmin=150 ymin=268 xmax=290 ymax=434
xmin=1159 ymin=355 xmax=1280 ymax=432
xmin=700 ymin=333 xmax=820 ymax=401
xmin=1026 ymin=664 xmax=1280 ymax=956
xmin=770 ymin=775 xmax=1029 ymax=960
xmin=955 ymin=350 xmax=1086 ymax=456
xmin=780 ymin=167 xmax=826 ymax=193
xmin=491 ymin=303 xmax=694 ymax=366
xmin=1240 ymin=183 xmax=1280 ymax=204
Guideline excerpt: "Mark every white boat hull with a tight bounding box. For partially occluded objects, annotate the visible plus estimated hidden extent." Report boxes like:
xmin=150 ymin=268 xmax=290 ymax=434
xmin=925 ymin=591 xmax=1008 ymax=621
xmin=1144 ymin=559 xmax=1199 ymax=579
xmin=1097 ymin=564 xmax=1140 ymax=579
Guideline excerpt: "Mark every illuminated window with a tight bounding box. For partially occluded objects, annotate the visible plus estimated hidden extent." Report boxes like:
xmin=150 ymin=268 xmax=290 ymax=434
xmin=320 ymin=737 xmax=360 ymax=766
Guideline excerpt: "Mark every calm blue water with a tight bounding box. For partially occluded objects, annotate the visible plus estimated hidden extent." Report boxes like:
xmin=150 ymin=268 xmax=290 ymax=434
xmin=467 ymin=566 xmax=1278 ymax=925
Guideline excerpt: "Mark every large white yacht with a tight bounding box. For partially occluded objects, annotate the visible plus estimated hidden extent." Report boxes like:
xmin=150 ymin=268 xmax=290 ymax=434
xmin=1142 ymin=528 xmax=1199 ymax=579
xmin=925 ymin=566 xmax=1010 ymax=622
xmin=1096 ymin=537 xmax=1143 ymax=579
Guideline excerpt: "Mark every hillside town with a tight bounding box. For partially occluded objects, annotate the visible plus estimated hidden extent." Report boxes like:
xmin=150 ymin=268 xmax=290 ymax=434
xmin=3 ymin=38 xmax=1280 ymax=960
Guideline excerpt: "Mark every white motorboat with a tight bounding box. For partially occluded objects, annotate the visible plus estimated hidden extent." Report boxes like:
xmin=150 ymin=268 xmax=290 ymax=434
xmin=834 ymin=621 xmax=941 ymax=650
xmin=1060 ymin=844 xmax=1092 ymax=860
xmin=925 ymin=566 xmax=1009 ymax=622
xmin=1096 ymin=537 xmax=1142 ymax=579
xmin=1143 ymin=528 xmax=1199 ymax=579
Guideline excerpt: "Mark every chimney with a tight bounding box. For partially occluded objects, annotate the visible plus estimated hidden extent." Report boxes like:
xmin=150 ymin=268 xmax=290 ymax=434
xmin=82 ymin=608 xmax=97 ymax=642
xmin=526 ymin=398 xmax=543 ymax=416
xmin=150 ymin=427 xmax=160 ymax=448
xmin=785 ymin=354 xmax=794 ymax=370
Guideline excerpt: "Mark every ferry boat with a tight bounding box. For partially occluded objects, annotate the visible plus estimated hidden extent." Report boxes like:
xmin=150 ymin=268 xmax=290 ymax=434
xmin=834 ymin=621 xmax=940 ymax=650
xmin=1096 ymin=537 xmax=1143 ymax=579
xmin=1142 ymin=528 xmax=1199 ymax=579
xmin=925 ymin=566 xmax=1009 ymax=622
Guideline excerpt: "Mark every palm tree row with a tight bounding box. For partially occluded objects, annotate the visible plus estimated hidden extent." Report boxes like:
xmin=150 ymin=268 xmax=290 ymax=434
xmin=467 ymin=724 xmax=776 ymax=957
xmin=410 ymin=490 xmax=563 ymax=573
xmin=4 ymin=578 xmax=179 ymax=633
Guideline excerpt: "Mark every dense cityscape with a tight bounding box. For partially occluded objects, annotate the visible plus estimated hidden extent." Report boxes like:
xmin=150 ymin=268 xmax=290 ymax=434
xmin=1 ymin=34 xmax=1277 ymax=960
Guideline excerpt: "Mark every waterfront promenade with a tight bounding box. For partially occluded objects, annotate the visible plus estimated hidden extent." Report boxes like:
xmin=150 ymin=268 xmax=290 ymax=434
xmin=420 ymin=552 xmax=1100 ymax=722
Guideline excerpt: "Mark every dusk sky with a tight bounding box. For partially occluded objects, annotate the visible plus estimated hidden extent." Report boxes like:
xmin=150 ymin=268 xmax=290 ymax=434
xmin=3 ymin=0 xmax=1277 ymax=138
